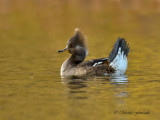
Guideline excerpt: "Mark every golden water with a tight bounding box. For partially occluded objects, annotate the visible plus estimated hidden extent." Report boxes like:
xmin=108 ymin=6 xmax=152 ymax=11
xmin=0 ymin=0 xmax=160 ymax=120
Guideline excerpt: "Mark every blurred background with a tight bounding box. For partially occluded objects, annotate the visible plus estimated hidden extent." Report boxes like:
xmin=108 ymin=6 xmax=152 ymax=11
xmin=0 ymin=0 xmax=160 ymax=120
xmin=0 ymin=0 xmax=160 ymax=66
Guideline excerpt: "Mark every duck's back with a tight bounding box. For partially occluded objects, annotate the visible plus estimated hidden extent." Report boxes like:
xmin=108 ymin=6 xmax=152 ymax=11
xmin=77 ymin=58 xmax=114 ymax=76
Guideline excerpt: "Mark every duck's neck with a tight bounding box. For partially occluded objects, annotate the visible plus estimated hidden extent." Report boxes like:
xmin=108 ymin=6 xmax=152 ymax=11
xmin=68 ymin=47 xmax=87 ymax=66
xmin=61 ymin=47 xmax=87 ymax=76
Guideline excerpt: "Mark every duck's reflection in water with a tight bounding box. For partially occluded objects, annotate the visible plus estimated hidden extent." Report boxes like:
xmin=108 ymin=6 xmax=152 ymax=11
xmin=61 ymin=75 xmax=128 ymax=100
xmin=109 ymin=75 xmax=129 ymax=105
xmin=61 ymin=77 xmax=89 ymax=99
xmin=110 ymin=75 xmax=128 ymax=85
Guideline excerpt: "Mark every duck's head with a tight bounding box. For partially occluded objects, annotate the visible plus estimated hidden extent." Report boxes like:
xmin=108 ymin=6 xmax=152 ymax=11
xmin=58 ymin=28 xmax=88 ymax=57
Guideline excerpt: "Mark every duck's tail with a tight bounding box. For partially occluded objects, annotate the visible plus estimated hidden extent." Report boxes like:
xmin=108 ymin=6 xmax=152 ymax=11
xmin=108 ymin=37 xmax=130 ymax=75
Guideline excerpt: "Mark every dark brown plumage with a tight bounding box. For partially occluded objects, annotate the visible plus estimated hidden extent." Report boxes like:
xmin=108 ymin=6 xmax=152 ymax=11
xmin=58 ymin=28 xmax=130 ymax=77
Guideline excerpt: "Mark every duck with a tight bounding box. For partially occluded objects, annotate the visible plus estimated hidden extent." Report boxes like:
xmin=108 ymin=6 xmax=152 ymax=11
xmin=58 ymin=28 xmax=130 ymax=77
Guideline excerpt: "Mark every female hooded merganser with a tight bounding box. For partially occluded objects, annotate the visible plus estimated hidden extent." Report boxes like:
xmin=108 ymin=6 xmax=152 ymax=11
xmin=58 ymin=28 xmax=130 ymax=77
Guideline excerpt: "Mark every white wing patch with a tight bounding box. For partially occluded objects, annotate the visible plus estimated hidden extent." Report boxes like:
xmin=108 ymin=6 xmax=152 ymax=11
xmin=93 ymin=61 xmax=103 ymax=67
xmin=109 ymin=47 xmax=127 ymax=75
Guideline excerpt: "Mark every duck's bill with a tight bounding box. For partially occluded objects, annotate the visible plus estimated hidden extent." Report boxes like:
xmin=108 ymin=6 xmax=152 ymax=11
xmin=57 ymin=47 xmax=69 ymax=53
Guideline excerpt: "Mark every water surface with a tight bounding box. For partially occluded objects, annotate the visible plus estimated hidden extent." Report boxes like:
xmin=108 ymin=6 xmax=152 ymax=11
xmin=0 ymin=1 xmax=160 ymax=120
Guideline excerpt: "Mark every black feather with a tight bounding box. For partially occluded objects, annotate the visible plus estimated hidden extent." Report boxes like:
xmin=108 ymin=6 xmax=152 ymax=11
xmin=108 ymin=37 xmax=130 ymax=63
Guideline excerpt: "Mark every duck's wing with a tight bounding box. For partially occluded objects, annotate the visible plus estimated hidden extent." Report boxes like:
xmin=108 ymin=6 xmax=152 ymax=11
xmin=78 ymin=58 xmax=108 ymax=67
xmin=77 ymin=58 xmax=114 ymax=76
